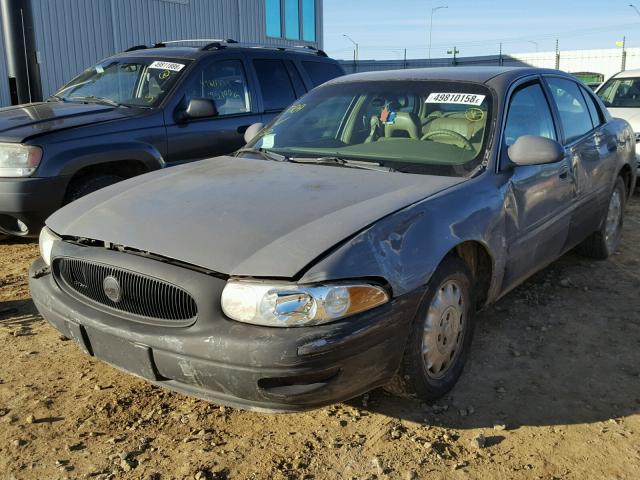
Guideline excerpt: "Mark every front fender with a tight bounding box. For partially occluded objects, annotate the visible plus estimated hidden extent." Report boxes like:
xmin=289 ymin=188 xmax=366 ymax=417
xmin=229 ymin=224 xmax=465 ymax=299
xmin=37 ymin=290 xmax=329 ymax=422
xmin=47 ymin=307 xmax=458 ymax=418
xmin=299 ymin=175 xmax=507 ymax=301
xmin=53 ymin=141 xmax=165 ymax=177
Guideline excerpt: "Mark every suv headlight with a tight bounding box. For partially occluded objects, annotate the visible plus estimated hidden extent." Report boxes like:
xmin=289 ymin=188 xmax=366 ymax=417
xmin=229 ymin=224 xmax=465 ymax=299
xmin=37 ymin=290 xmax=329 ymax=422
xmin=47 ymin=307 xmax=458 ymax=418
xmin=221 ymin=280 xmax=389 ymax=327
xmin=38 ymin=226 xmax=59 ymax=266
xmin=0 ymin=143 xmax=42 ymax=177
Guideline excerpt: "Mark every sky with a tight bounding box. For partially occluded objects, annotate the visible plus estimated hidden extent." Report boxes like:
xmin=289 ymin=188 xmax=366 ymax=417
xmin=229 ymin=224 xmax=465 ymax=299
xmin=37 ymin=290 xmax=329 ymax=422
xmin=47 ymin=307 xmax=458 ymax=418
xmin=323 ymin=0 xmax=640 ymax=60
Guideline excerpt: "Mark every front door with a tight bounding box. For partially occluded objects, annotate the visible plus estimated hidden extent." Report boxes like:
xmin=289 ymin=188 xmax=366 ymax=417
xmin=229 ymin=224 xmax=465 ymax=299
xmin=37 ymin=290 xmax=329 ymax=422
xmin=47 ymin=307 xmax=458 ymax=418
xmin=501 ymin=81 xmax=577 ymax=289
xmin=165 ymin=57 xmax=262 ymax=164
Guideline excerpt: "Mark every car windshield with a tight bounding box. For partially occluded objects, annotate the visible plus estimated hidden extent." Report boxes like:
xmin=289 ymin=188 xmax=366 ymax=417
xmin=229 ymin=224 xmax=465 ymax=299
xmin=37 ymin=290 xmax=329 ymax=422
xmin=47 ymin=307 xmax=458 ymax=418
xmin=597 ymin=77 xmax=640 ymax=108
xmin=246 ymin=80 xmax=493 ymax=176
xmin=53 ymin=58 xmax=191 ymax=107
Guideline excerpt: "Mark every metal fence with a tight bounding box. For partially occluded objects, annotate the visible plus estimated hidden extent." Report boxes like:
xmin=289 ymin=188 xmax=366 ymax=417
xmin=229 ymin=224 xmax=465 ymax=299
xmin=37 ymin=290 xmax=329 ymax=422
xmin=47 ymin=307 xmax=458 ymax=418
xmin=338 ymin=47 xmax=640 ymax=81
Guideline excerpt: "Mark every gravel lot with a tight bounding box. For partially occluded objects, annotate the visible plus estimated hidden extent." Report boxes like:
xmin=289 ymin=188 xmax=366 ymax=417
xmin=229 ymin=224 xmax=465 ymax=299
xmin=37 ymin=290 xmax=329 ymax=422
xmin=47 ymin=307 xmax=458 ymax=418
xmin=1 ymin=195 xmax=639 ymax=480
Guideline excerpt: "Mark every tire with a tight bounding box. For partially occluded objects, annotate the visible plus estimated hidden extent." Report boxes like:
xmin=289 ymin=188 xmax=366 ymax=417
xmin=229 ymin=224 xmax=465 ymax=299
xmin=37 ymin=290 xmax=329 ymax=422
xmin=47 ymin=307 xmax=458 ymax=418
xmin=64 ymin=174 xmax=124 ymax=204
xmin=577 ymin=177 xmax=626 ymax=260
xmin=386 ymin=256 xmax=476 ymax=401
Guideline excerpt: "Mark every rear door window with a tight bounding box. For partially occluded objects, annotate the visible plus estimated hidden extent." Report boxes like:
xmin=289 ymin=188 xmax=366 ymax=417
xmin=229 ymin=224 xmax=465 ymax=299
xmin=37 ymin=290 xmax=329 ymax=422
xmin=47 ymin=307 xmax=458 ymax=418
xmin=580 ymin=87 xmax=603 ymax=127
xmin=545 ymin=77 xmax=595 ymax=143
xmin=302 ymin=61 xmax=344 ymax=87
xmin=253 ymin=59 xmax=297 ymax=112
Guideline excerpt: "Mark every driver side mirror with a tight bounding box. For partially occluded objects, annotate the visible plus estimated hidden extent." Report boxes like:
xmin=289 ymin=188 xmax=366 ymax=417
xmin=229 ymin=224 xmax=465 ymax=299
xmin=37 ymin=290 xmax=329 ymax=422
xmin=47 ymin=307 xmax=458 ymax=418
xmin=508 ymin=135 xmax=565 ymax=166
xmin=244 ymin=122 xmax=264 ymax=144
xmin=178 ymin=98 xmax=218 ymax=122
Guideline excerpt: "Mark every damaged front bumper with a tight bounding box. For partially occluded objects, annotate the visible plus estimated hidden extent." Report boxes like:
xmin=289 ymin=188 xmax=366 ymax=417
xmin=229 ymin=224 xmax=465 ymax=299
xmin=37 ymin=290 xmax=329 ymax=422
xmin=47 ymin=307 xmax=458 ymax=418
xmin=29 ymin=250 xmax=421 ymax=412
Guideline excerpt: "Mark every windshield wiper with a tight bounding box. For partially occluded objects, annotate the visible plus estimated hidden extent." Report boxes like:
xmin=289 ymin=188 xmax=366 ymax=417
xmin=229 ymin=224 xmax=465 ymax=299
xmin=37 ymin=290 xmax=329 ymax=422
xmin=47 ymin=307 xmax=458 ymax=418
xmin=46 ymin=94 xmax=68 ymax=103
xmin=289 ymin=156 xmax=395 ymax=172
xmin=70 ymin=95 xmax=129 ymax=108
xmin=235 ymin=147 xmax=288 ymax=162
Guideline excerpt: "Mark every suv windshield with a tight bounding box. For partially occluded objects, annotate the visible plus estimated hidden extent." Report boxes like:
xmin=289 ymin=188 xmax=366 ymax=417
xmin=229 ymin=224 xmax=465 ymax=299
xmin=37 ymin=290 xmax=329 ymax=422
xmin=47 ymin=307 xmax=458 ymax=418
xmin=597 ymin=77 xmax=640 ymax=108
xmin=54 ymin=58 xmax=191 ymax=107
xmin=247 ymin=80 xmax=493 ymax=176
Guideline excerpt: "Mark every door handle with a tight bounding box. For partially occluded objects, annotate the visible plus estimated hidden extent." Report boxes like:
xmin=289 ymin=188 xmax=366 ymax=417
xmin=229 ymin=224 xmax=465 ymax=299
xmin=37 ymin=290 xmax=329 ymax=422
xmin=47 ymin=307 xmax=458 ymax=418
xmin=558 ymin=164 xmax=569 ymax=179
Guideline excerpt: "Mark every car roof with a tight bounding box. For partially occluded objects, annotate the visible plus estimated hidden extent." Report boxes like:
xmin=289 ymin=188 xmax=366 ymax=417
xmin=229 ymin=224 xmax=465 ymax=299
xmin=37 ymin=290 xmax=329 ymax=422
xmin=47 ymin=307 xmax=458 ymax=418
xmin=110 ymin=46 xmax=336 ymax=62
xmin=610 ymin=69 xmax=640 ymax=79
xmin=326 ymin=66 xmax=569 ymax=87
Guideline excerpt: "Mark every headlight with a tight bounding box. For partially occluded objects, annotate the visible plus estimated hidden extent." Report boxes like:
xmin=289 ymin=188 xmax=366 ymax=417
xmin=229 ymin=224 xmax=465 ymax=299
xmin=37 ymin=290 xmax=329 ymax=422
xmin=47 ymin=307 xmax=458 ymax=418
xmin=0 ymin=143 xmax=42 ymax=177
xmin=221 ymin=280 xmax=389 ymax=327
xmin=38 ymin=226 xmax=58 ymax=267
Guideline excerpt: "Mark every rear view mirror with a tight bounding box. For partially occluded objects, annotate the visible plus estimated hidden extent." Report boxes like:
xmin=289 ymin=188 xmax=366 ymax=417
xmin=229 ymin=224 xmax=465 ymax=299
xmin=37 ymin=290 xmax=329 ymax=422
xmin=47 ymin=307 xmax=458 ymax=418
xmin=180 ymin=98 xmax=218 ymax=121
xmin=508 ymin=135 xmax=565 ymax=166
xmin=244 ymin=122 xmax=264 ymax=144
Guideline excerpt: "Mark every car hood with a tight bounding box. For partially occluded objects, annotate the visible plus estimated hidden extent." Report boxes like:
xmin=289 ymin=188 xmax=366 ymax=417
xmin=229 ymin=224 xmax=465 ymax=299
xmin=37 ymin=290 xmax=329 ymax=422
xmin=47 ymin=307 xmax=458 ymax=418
xmin=0 ymin=101 xmax=142 ymax=142
xmin=607 ymin=108 xmax=640 ymax=131
xmin=47 ymin=156 xmax=465 ymax=278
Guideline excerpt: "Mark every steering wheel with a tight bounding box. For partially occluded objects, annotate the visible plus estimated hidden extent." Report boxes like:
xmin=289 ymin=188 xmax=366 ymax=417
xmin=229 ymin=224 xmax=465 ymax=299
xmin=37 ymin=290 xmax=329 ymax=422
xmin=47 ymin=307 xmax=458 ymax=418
xmin=421 ymin=129 xmax=475 ymax=151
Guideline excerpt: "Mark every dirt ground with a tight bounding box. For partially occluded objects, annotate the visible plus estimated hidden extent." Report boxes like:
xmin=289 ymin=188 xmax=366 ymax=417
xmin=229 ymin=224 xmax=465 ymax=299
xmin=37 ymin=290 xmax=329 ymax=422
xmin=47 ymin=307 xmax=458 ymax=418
xmin=0 ymin=197 xmax=639 ymax=480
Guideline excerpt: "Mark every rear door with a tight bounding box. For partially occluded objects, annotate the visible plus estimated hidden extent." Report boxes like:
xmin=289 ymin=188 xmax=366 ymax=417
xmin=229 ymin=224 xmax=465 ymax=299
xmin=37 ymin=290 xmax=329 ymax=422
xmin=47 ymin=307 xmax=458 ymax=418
xmin=164 ymin=55 xmax=262 ymax=163
xmin=501 ymin=80 xmax=577 ymax=288
xmin=543 ymin=76 xmax=616 ymax=245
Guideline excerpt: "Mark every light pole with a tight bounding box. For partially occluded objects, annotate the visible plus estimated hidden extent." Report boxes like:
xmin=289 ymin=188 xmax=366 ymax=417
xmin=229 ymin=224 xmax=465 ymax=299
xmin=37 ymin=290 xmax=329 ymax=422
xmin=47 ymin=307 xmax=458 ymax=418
xmin=428 ymin=5 xmax=448 ymax=64
xmin=343 ymin=34 xmax=359 ymax=72
xmin=630 ymin=3 xmax=640 ymax=16
xmin=528 ymin=40 xmax=539 ymax=52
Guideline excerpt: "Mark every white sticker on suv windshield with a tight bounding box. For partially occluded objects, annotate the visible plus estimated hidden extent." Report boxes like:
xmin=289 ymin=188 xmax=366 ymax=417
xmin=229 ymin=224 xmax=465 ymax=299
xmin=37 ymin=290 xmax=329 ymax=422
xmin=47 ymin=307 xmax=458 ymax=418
xmin=261 ymin=134 xmax=275 ymax=149
xmin=426 ymin=93 xmax=486 ymax=106
xmin=149 ymin=61 xmax=185 ymax=71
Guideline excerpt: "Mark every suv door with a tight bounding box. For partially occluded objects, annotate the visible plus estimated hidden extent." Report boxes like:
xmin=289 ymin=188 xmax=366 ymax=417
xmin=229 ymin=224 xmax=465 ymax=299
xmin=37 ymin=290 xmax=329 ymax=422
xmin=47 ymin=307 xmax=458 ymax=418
xmin=501 ymin=80 xmax=576 ymax=288
xmin=543 ymin=76 xmax=615 ymax=245
xmin=165 ymin=56 xmax=262 ymax=163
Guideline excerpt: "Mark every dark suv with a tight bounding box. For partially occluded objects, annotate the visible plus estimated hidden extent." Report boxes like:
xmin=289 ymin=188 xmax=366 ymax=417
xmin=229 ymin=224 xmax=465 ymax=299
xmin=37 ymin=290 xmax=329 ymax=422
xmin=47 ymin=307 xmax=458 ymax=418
xmin=0 ymin=39 xmax=344 ymax=237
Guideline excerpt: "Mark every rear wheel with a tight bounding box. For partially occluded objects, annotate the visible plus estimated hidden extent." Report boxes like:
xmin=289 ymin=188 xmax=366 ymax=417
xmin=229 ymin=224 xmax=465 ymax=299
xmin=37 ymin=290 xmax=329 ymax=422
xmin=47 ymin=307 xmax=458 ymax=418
xmin=64 ymin=174 xmax=124 ymax=204
xmin=577 ymin=177 xmax=626 ymax=259
xmin=387 ymin=256 xmax=475 ymax=401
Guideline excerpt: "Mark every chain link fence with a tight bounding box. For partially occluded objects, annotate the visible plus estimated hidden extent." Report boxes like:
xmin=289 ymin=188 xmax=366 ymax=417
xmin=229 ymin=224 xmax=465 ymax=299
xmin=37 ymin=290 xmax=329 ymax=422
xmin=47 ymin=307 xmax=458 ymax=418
xmin=338 ymin=47 xmax=640 ymax=81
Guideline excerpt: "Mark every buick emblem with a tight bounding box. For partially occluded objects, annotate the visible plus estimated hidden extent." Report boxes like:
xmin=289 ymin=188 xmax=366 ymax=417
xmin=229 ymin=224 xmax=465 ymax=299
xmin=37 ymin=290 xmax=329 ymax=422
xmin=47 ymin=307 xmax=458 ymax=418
xmin=103 ymin=275 xmax=122 ymax=303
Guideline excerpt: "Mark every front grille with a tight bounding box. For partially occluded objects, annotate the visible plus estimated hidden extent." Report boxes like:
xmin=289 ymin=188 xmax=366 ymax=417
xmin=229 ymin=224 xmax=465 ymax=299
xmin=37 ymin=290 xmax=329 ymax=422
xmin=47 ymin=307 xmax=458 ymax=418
xmin=54 ymin=257 xmax=198 ymax=322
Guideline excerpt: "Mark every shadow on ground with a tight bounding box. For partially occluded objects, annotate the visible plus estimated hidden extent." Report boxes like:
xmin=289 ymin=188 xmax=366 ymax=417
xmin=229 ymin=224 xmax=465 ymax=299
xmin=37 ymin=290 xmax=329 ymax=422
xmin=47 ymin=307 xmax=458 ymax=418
xmin=0 ymin=299 xmax=42 ymax=331
xmin=353 ymin=248 xmax=640 ymax=429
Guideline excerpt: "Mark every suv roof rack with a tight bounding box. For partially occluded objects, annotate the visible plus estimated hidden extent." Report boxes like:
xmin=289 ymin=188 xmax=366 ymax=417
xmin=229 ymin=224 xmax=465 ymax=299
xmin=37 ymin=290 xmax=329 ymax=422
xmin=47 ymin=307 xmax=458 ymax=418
xmin=125 ymin=44 xmax=149 ymax=52
xmin=129 ymin=38 xmax=327 ymax=57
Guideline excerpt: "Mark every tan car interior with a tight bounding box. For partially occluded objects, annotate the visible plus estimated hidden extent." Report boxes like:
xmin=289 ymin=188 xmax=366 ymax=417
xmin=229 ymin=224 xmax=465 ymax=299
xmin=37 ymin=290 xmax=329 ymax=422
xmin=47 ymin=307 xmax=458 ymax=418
xmin=362 ymin=94 xmax=488 ymax=152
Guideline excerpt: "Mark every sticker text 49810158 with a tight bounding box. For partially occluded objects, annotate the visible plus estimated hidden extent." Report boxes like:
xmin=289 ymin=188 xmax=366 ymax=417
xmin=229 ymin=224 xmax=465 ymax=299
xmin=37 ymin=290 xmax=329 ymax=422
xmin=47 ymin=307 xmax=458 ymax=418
xmin=426 ymin=93 xmax=486 ymax=106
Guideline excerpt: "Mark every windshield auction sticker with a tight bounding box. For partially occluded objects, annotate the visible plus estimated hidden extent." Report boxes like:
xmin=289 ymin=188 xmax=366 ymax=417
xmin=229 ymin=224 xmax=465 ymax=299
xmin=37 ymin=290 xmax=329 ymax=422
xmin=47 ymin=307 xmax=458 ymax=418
xmin=149 ymin=61 xmax=185 ymax=72
xmin=426 ymin=93 xmax=486 ymax=106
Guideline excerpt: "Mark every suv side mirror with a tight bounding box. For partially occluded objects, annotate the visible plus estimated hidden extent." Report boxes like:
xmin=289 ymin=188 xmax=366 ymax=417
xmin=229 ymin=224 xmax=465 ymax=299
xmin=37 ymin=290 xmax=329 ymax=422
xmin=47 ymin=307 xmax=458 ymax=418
xmin=508 ymin=135 xmax=565 ymax=166
xmin=244 ymin=122 xmax=264 ymax=144
xmin=179 ymin=98 xmax=218 ymax=122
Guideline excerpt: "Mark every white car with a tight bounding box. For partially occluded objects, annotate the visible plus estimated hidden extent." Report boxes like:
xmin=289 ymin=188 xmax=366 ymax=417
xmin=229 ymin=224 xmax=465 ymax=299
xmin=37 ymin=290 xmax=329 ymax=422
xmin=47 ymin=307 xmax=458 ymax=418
xmin=597 ymin=69 xmax=640 ymax=176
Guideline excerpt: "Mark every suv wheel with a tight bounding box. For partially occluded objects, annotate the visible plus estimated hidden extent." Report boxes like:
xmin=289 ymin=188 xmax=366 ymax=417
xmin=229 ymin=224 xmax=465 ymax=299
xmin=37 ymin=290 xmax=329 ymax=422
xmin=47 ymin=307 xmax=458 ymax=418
xmin=386 ymin=256 xmax=476 ymax=401
xmin=577 ymin=176 xmax=626 ymax=259
xmin=65 ymin=174 xmax=124 ymax=204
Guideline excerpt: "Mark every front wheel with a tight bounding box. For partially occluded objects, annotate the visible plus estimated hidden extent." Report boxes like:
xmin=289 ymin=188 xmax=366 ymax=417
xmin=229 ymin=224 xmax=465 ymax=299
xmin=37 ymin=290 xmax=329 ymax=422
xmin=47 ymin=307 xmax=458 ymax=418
xmin=577 ymin=177 xmax=626 ymax=260
xmin=387 ymin=256 xmax=475 ymax=401
xmin=64 ymin=174 xmax=124 ymax=204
